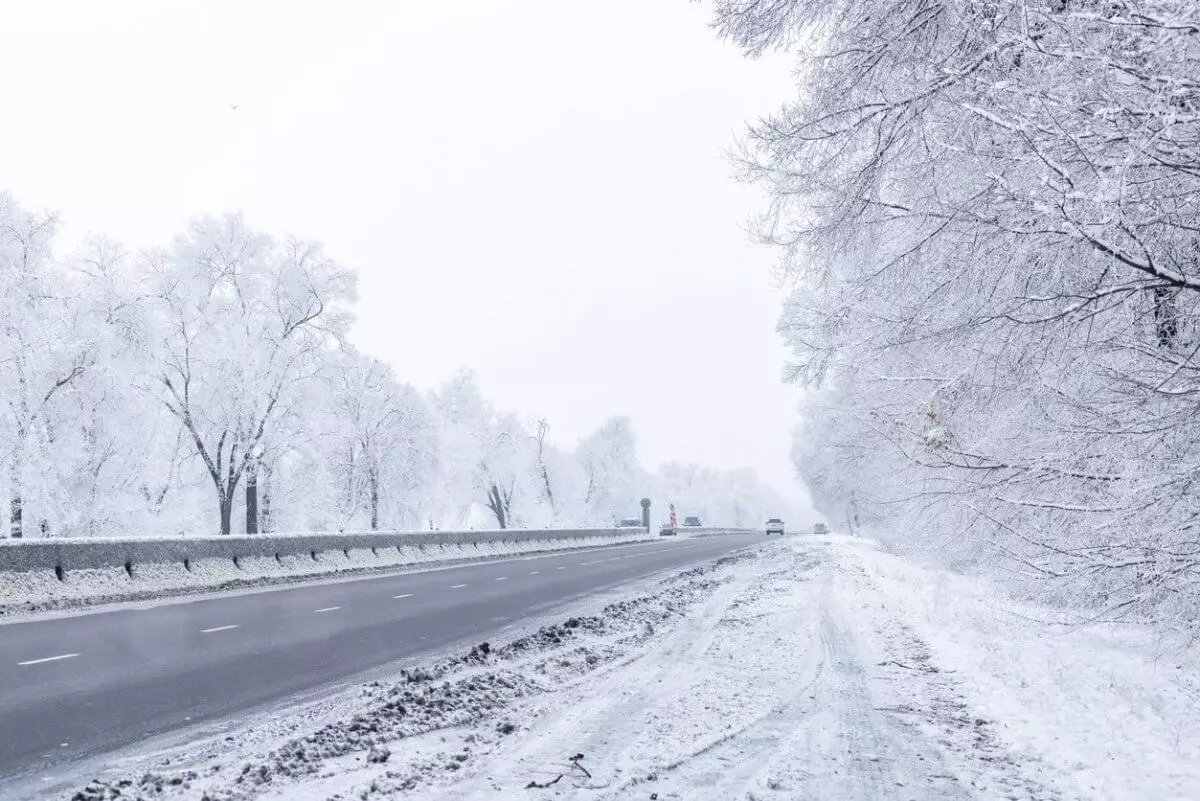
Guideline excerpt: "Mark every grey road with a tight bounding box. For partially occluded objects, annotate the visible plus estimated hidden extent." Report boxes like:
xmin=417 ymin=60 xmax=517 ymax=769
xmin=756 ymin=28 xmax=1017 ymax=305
xmin=0 ymin=533 xmax=760 ymax=786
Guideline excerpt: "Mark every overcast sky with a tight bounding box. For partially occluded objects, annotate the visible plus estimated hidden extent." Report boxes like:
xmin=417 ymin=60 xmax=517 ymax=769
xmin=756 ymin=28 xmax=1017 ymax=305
xmin=1 ymin=1 xmax=810 ymax=513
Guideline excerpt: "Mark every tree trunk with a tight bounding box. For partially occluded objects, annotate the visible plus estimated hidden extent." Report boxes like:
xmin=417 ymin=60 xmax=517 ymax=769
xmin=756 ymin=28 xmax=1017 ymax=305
xmin=535 ymin=421 xmax=555 ymax=511
xmin=219 ymin=490 xmax=233 ymax=536
xmin=369 ymin=470 xmax=379 ymax=531
xmin=539 ymin=463 xmax=555 ymax=511
xmin=260 ymin=462 xmax=273 ymax=534
xmin=9 ymin=457 xmax=21 ymax=539
xmin=486 ymin=483 xmax=508 ymax=529
xmin=9 ymin=492 xmax=21 ymax=539
xmin=245 ymin=469 xmax=259 ymax=534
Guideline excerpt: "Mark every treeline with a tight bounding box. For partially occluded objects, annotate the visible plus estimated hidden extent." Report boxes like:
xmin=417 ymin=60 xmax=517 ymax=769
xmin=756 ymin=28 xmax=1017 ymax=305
xmin=0 ymin=193 xmax=781 ymax=537
xmin=711 ymin=0 xmax=1200 ymax=621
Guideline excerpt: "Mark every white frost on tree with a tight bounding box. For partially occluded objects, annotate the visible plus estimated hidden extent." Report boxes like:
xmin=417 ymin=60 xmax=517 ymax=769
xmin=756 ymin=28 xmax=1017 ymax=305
xmin=0 ymin=192 xmax=786 ymax=539
xmin=141 ymin=214 xmax=356 ymax=535
xmin=713 ymin=0 xmax=1200 ymax=620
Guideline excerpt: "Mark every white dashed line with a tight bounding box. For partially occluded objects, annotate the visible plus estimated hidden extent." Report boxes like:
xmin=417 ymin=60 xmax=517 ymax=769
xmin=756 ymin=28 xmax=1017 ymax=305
xmin=393 ymin=593 xmax=413 ymax=599
xmin=314 ymin=606 xmax=341 ymax=613
xmin=556 ymin=566 xmax=566 ymax=570
xmin=494 ymin=576 xmax=508 ymax=581
xmin=450 ymin=584 xmax=467 ymax=589
xmin=200 ymin=625 xmax=240 ymax=634
xmin=17 ymin=653 xmax=79 ymax=667
xmin=529 ymin=571 xmax=540 ymax=575
xmin=503 ymin=624 xmax=515 ymax=630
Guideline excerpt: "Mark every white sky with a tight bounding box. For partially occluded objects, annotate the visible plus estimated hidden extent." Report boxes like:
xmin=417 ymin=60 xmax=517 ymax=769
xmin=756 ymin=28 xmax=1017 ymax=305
xmin=0 ymin=1 xmax=810 ymax=513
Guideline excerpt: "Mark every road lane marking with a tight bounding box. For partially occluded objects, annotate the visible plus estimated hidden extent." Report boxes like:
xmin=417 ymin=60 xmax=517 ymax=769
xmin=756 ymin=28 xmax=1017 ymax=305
xmin=556 ymin=566 xmax=566 ymax=570
xmin=393 ymin=593 xmax=413 ymax=599
xmin=450 ymin=583 xmax=468 ymax=589
xmin=529 ymin=571 xmax=540 ymax=575
xmin=18 ymin=653 xmax=79 ymax=666
xmin=200 ymin=625 xmax=240 ymax=634
xmin=314 ymin=606 xmax=341 ymax=613
xmin=494 ymin=576 xmax=508 ymax=581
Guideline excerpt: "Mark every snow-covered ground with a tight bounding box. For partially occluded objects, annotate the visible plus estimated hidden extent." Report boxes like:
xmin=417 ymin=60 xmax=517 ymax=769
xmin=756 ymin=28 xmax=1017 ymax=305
xmin=53 ymin=536 xmax=1200 ymax=801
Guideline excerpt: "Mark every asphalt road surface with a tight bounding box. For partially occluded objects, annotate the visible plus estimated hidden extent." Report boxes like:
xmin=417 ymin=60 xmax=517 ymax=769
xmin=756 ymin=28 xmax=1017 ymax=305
xmin=0 ymin=533 xmax=760 ymax=787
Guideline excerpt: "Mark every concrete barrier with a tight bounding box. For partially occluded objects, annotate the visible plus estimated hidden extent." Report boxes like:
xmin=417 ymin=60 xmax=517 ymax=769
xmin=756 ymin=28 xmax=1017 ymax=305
xmin=0 ymin=527 xmax=660 ymax=614
xmin=673 ymin=526 xmax=758 ymax=539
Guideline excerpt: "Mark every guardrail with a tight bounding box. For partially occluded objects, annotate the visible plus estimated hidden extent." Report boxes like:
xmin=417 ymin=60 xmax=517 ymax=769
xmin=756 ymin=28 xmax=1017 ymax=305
xmin=0 ymin=527 xmax=665 ymax=614
xmin=674 ymin=526 xmax=757 ymax=538
xmin=0 ymin=528 xmax=638 ymax=574
xmin=0 ymin=526 xmax=754 ymax=615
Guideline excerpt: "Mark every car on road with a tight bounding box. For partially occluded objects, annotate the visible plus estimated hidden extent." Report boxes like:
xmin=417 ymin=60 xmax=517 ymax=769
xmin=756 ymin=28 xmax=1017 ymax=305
xmin=813 ymin=522 xmax=828 ymax=535
xmin=683 ymin=515 xmax=702 ymax=527
xmin=765 ymin=518 xmax=785 ymax=535
xmin=617 ymin=517 xmax=643 ymax=528
xmin=659 ymin=522 xmax=677 ymax=536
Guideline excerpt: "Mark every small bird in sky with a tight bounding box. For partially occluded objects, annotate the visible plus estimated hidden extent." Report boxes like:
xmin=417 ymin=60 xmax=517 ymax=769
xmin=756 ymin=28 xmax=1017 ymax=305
xmin=230 ymin=105 xmax=239 ymax=111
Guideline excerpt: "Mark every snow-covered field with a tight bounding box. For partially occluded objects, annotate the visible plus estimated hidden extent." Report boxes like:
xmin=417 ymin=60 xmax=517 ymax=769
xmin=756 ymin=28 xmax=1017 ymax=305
xmin=53 ymin=536 xmax=1200 ymax=801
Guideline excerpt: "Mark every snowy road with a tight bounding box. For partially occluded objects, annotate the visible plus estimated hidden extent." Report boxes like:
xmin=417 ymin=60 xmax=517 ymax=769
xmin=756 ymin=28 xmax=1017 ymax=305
xmin=400 ymin=537 xmax=1199 ymax=801
xmin=13 ymin=534 xmax=1200 ymax=800
xmin=0 ymin=533 xmax=760 ymax=788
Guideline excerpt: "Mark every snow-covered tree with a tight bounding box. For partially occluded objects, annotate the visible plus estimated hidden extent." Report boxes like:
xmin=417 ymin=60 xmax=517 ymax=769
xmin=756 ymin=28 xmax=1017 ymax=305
xmin=655 ymin=462 xmax=785 ymax=528
xmin=713 ymin=0 xmax=1200 ymax=617
xmin=141 ymin=214 xmax=356 ymax=535
xmin=427 ymin=371 xmax=491 ymax=528
xmin=0 ymin=195 xmax=91 ymax=537
xmin=0 ymin=188 xmax=787 ymax=541
xmin=322 ymin=352 xmax=437 ymax=531
xmin=577 ymin=417 xmax=642 ymax=525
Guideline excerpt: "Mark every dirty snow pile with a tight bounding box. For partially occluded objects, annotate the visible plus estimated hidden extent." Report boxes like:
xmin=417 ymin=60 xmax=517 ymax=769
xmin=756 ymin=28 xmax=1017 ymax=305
xmin=58 ymin=536 xmax=1200 ymax=801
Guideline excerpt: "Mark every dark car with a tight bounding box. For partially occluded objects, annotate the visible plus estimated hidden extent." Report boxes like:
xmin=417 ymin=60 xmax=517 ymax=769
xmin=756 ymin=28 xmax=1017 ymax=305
xmin=765 ymin=518 xmax=785 ymax=535
xmin=683 ymin=515 xmax=701 ymax=527
xmin=659 ymin=522 xmax=677 ymax=536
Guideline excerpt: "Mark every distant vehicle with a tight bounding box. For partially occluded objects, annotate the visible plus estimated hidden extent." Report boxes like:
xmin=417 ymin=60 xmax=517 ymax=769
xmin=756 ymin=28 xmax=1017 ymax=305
xmin=617 ymin=517 xmax=643 ymax=528
xmin=813 ymin=522 xmax=828 ymax=535
xmin=659 ymin=522 xmax=677 ymax=536
xmin=765 ymin=518 xmax=785 ymax=535
xmin=683 ymin=515 xmax=701 ymax=527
